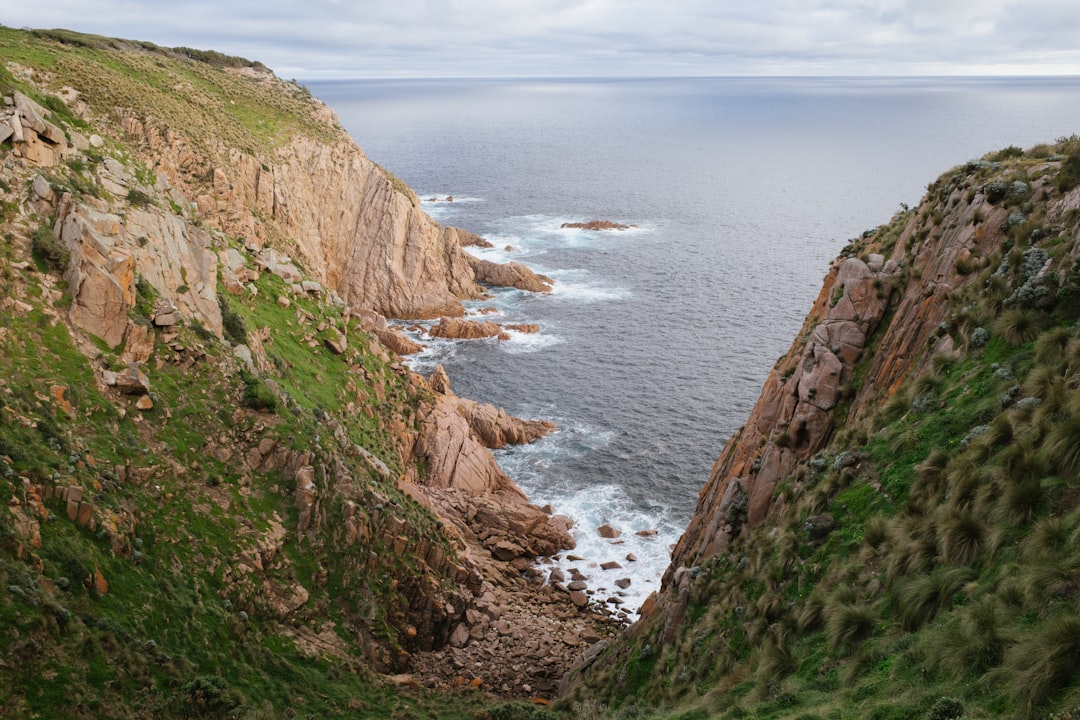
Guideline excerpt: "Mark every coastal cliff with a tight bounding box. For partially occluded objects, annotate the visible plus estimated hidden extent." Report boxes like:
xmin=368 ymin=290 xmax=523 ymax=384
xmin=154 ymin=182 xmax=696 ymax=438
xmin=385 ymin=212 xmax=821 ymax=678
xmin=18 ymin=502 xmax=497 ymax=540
xmin=6 ymin=25 xmax=1080 ymax=720
xmin=0 ymin=27 xmax=613 ymax=717
xmin=567 ymin=141 xmax=1080 ymax=718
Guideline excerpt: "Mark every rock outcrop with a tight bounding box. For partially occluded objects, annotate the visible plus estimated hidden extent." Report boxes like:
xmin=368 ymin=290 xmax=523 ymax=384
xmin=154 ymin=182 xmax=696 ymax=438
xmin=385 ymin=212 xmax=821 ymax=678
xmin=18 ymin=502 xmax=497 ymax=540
xmin=120 ymin=109 xmax=488 ymax=319
xmin=668 ymin=253 xmax=898 ymax=571
xmin=466 ymin=255 xmax=554 ymax=293
xmin=409 ymin=367 xmax=567 ymax=559
xmin=560 ymin=220 xmax=637 ymax=231
xmin=428 ymin=317 xmax=543 ymax=341
xmin=1 ymin=92 xmax=73 ymax=167
xmin=665 ymin=160 xmax=1071 ymax=582
xmin=429 ymin=317 xmax=508 ymax=341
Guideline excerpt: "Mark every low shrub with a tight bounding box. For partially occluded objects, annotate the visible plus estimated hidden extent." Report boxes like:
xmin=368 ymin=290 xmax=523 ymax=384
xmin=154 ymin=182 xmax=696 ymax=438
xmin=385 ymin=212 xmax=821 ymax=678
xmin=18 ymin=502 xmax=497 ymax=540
xmin=31 ymin=223 xmax=69 ymax=273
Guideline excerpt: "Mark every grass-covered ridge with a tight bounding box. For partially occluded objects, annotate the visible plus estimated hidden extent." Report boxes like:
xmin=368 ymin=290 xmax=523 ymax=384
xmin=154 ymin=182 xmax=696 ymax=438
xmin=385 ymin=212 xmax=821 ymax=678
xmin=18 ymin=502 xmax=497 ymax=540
xmin=1 ymin=24 xmax=338 ymax=157
xmin=564 ymin=137 xmax=1080 ymax=719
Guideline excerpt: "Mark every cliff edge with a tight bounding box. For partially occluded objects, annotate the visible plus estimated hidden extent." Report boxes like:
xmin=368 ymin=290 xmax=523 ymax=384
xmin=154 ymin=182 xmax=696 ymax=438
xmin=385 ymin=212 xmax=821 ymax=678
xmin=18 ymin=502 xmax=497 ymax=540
xmin=567 ymin=140 xmax=1080 ymax=719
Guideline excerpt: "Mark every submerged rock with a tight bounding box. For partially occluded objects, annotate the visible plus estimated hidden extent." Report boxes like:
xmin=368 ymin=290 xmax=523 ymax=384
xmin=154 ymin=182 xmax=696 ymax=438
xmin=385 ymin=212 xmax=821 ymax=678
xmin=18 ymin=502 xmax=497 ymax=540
xmin=560 ymin=220 xmax=638 ymax=231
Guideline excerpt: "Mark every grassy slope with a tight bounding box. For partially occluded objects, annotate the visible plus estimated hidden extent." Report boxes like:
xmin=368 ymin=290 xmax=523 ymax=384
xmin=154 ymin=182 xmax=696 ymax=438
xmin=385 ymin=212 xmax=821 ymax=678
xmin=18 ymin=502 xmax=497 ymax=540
xmin=0 ymin=26 xmax=496 ymax=719
xmin=565 ymin=141 xmax=1080 ymax=719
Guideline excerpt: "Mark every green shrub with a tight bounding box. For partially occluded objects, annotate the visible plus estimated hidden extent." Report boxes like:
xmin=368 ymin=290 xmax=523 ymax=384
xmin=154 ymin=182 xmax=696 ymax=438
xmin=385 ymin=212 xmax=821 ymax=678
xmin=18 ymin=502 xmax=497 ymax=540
xmin=987 ymin=146 xmax=1024 ymax=162
xmin=31 ymin=223 xmax=69 ymax=273
xmin=126 ymin=188 xmax=153 ymax=207
xmin=219 ymin=294 xmax=248 ymax=346
xmin=1057 ymin=149 xmax=1080 ymax=193
xmin=129 ymin=274 xmax=158 ymax=325
xmin=239 ymin=370 xmax=276 ymax=412
xmin=175 ymin=675 xmax=236 ymax=717
xmin=925 ymin=696 xmax=964 ymax=720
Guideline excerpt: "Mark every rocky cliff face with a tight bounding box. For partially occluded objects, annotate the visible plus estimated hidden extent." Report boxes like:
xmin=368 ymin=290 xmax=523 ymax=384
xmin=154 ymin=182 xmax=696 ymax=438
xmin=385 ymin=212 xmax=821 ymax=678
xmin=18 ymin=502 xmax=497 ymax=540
xmin=566 ymin=143 xmax=1080 ymax=718
xmin=668 ymin=156 xmax=1074 ymax=577
xmin=126 ymin=112 xmax=487 ymax=318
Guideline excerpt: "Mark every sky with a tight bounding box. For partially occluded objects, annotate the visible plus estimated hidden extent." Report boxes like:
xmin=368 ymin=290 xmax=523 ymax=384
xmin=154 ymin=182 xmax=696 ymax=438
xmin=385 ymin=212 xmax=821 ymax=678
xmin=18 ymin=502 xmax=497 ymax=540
xmin=3 ymin=1 xmax=1080 ymax=79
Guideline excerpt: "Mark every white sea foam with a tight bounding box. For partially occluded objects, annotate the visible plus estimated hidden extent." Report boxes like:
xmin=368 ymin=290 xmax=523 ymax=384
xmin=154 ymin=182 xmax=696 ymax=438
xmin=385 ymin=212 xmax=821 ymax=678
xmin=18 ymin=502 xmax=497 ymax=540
xmin=418 ymin=194 xmax=484 ymax=223
xmin=417 ymin=193 xmax=484 ymax=204
xmin=500 ymin=328 xmax=564 ymax=354
xmin=545 ymin=268 xmax=631 ymax=303
xmin=494 ymin=424 xmax=679 ymax=621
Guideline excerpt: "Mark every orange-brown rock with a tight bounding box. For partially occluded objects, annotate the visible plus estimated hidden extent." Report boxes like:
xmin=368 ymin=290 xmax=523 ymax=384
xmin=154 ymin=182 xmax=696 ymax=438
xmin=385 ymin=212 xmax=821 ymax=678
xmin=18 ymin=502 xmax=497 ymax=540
xmin=120 ymin=111 xmax=487 ymax=320
xmin=664 ymin=170 xmax=1069 ymax=601
xmin=466 ymin=256 xmax=554 ymax=293
xmin=668 ymin=253 xmax=898 ymax=576
xmin=429 ymin=317 xmax=505 ymax=340
xmin=375 ymin=327 xmax=424 ymax=356
xmin=410 ymin=367 xmax=569 ymax=561
xmin=92 ymin=568 xmax=109 ymax=596
xmin=455 ymin=229 xmax=494 ymax=248
xmin=504 ymin=323 xmax=540 ymax=334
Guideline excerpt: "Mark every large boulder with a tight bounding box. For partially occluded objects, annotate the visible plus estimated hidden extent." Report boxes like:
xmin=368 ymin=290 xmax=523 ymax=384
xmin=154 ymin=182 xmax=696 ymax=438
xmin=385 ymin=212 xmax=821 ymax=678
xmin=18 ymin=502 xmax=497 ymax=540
xmin=466 ymin=256 xmax=553 ymax=293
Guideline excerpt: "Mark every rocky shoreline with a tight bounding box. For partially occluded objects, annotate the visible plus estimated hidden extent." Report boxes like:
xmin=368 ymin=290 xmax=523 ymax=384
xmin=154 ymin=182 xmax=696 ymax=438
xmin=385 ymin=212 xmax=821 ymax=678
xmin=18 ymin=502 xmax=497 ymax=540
xmin=0 ymin=51 xmax=634 ymax=705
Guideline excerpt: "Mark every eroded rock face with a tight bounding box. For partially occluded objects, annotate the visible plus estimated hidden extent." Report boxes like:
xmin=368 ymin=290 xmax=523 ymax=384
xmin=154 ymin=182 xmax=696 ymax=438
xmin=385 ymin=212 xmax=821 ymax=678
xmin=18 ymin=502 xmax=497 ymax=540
xmin=668 ymin=254 xmax=898 ymax=573
xmin=664 ymin=175 xmax=1067 ymax=599
xmin=1 ymin=92 xmax=70 ymax=167
xmin=55 ymin=194 xmax=222 ymax=347
xmin=411 ymin=367 xmax=569 ymax=559
xmin=121 ymin=113 xmax=487 ymax=319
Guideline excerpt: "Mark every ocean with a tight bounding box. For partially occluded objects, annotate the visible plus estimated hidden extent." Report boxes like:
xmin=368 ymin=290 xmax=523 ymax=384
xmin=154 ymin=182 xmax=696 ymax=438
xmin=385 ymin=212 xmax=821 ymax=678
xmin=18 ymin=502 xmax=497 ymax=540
xmin=307 ymin=76 xmax=1080 ymax=614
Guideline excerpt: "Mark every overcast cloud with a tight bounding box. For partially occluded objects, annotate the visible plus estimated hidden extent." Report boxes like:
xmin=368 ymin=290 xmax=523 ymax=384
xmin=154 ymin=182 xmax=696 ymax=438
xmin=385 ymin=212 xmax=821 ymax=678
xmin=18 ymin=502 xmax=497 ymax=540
xmin=3 ymin=1 xmax=1079 ymax=78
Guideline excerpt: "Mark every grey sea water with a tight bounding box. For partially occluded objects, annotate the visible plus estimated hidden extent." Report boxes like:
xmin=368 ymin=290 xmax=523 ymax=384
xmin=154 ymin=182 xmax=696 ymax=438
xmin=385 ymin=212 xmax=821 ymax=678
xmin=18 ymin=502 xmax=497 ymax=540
xmin=308 ymin=76 xmax=1080 ymax=612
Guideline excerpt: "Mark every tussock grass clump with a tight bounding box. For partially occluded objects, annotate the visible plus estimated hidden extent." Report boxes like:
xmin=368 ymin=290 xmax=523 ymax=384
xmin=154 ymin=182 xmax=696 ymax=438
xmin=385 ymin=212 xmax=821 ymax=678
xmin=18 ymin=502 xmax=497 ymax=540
xmin=894 ymin=566 xmax=975 ymax=631
xmin=929 ymin=597 xmax=1007 ymax=678
xmin=994 ymin=308 xmax=1042 ymax=345
xmin=994 ymin=617 xmax=1080 ymax=717
xmin=823 ymin=587 xmax=876 ymax=654
xmin=1038 ymin=412 xmax=1080 ymax=478
xmin=937 ymin=509 xmax=986 ymax=566
xmin=1034 ymin=326 xmax=1075 ymax=371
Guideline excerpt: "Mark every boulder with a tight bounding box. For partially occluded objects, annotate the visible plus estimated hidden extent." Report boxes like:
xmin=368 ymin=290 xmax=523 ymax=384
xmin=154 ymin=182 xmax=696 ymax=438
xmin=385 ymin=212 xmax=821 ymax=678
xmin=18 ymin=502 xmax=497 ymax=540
xmin=466 ymin=256 xmax=554 ymax=293
xmin=491 ymin=540 xmax=525 ymax=561
xmin=375 ymin=327 xmax=423 ymax=356
xmin=323 ymin=327 xmax=347 ymax=354
xmin=108 ymin=364 xmax=151 ymax=395
xmin=429 ymin=317 xmax=505 ymax=340
xmin=597 ymin=524 xmax=621 ymax=539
